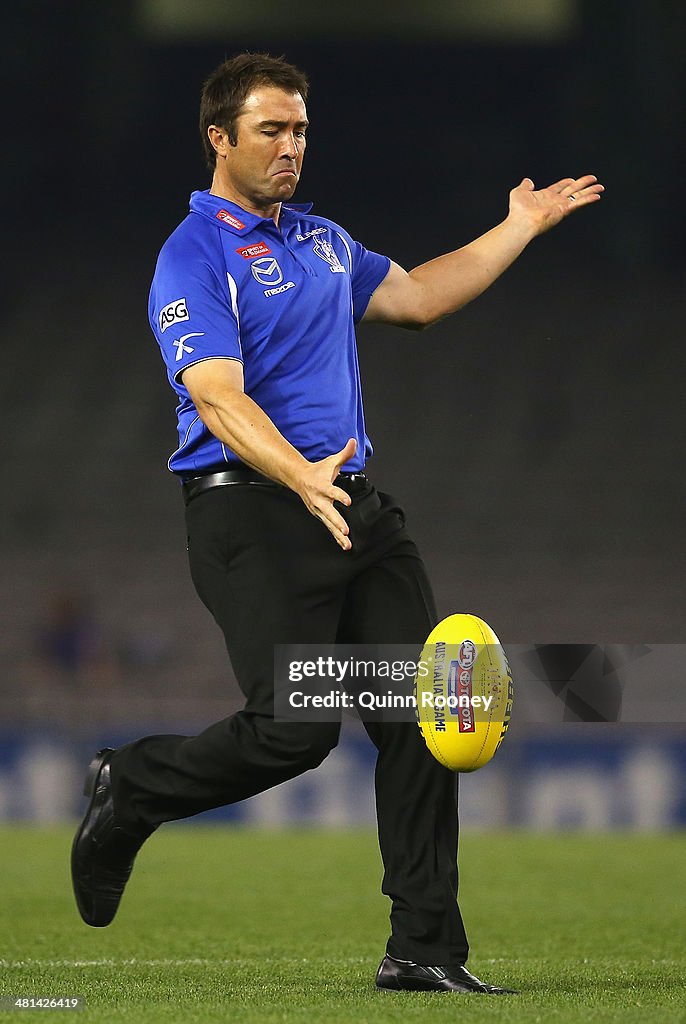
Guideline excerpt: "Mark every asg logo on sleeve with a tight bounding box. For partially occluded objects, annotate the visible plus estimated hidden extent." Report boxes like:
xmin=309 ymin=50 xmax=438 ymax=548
xmin=159 ymin=297 xmax=189 ymax=333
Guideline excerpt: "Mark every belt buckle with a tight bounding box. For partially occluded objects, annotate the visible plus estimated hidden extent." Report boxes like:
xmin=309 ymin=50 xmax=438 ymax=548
xmin=339 ymin=471 xmax=366 ymax=485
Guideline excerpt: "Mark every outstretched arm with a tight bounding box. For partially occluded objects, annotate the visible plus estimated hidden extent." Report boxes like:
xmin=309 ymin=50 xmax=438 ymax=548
xmin=363 ymin=174 xmax=604 ymax=329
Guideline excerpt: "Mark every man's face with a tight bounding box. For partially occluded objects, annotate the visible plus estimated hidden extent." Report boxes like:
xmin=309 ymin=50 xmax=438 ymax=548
xmin=215 ymin=86 xmax=308 ymax=208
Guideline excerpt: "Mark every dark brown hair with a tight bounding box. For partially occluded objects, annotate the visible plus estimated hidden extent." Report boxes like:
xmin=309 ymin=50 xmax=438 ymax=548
xmin=199 ymin=52 xmax=309 ymax=170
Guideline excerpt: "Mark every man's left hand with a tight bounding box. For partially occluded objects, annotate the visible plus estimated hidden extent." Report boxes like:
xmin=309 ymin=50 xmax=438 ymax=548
xmin=509 ymin=174 xmax=604 ymax=236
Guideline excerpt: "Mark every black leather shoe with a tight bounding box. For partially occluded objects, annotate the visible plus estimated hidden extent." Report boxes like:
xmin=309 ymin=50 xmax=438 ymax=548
xmin=71 ymin=748 xmax=151 ymax=927
xmin=376 ymin=955 xmax=518 ymax=994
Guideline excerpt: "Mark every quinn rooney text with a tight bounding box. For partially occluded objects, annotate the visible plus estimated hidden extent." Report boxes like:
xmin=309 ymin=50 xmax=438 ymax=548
xmin=287 ymin=691 xmax=495 ymax=712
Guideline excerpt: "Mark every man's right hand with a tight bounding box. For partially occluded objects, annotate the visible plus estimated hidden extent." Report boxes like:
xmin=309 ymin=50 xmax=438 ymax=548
xmin=295 ymin=438 xmax=358 ymax=551
xmin=182 ymin=360 xmax=359 ymax=548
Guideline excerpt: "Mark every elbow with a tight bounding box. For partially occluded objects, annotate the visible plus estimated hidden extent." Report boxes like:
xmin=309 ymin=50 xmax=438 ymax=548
xmin=409 ymin=309 xmax=437 ymax=331
xmin=193 ymin=399 xmax=222 ymax=439
xmin=414 ymin=301 xmax=465 ymax=330
xmin=408 ymin=286 xmax=443 ymax=330
xmin=190 ymin=388 xmax=237 ymax=435
xmin=188 ymin=389 xmax=218 ymax=422
xmin=189 ymin=382 xmax=242 ymax=418
xmin=195 ymin=399 xmax=216 ymax=428
xmin=406 ymin=278 xmax=438 ymax=329
xmin=400 ymin=303 xmax=435 ymax=331
xmin=392 ymin=317 xmax=430 ymax=333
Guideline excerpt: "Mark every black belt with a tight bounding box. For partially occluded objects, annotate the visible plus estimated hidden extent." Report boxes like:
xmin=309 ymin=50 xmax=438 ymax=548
xmin=182 ymin=468 xmax=368 ymax=505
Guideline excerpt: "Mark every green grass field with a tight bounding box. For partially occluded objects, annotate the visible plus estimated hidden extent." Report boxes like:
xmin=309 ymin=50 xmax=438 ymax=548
xmin=1 ymin=826 xmax=684 ymax=1023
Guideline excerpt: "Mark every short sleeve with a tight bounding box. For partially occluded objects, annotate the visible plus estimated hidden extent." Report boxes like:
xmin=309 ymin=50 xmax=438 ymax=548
xmin=149 ymin=235 xmax=242 ymax=386
xmin=334 ymin=229 xmax=390 ymax=324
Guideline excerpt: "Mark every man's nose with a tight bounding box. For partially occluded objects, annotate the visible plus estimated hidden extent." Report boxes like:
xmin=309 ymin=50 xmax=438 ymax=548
xmin=279 ymin=133 xmax=299 ymax=159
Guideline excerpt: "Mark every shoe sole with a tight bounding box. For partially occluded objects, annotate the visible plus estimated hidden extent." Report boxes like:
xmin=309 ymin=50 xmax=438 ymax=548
xmin=376 ymin=985 xmax=513 ymax=995
xmin=376 ymin=977 xmax=517 ymax=995
xmin=376 ymin=984 xmax=474 ymax=994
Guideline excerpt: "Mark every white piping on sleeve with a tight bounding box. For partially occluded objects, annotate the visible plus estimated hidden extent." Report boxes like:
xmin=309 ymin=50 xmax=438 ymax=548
xmin=335 ymin=232 xmax=353 ymax=274
xmin=167 ymin=414 xmax=200 ymax=471
xmin=226 ymin=272 xmax=241 ymax=349
xmin=173 ymin=354 xmax=243 ymax=384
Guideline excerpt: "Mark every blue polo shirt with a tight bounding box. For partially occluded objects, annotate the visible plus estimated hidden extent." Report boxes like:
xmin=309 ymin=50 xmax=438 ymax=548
xmin=149 ymin=190 xmax=391 ymax=476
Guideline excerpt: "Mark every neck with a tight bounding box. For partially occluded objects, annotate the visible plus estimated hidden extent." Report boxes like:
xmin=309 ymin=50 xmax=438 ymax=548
xmin=209 ymin=175 xmax=281 ymax=225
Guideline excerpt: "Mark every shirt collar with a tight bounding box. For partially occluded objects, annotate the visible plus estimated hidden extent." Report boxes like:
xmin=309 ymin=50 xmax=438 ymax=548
xmin=189 ymin=190 xmax=313 ymax=235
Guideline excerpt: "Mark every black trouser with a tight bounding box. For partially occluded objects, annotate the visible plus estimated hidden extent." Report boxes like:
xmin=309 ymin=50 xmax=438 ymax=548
xmin=110 ymin=477 xmax=469 ymax=964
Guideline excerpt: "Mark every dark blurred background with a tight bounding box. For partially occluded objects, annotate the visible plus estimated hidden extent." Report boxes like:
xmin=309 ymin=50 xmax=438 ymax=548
xmin=2 ymin=0 xmax=685 ymax=827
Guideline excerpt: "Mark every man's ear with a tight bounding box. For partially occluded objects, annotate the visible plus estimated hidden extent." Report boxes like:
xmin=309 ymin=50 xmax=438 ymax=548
xmin=208 ymin=125 xmax=233 ymax=158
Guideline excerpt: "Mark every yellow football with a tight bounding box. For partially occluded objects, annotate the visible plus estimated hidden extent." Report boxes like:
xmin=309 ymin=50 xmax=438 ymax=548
xmin=415 ymin=613 xmax=513 ymax=772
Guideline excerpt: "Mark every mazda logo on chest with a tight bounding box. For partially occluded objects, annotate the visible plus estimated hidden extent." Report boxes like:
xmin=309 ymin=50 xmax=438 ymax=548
xmin=250 ymin=257 xmax=283 ymax=286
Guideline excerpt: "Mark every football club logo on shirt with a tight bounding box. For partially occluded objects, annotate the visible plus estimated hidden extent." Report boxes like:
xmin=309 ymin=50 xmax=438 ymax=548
xmin=312 ymin=237 xmax=346 ymax=273
xmin=251 ymin=257 xmax=283 ymax=286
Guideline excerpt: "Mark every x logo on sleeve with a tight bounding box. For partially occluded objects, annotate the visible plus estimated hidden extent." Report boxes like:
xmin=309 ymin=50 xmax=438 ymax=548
xmin=173 ymin=332 xmax=204 ymax=361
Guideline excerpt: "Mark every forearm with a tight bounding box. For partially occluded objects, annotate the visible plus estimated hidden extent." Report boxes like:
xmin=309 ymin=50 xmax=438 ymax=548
xmin=196 ymin=388 xmax=308 ymax=489
xmin=410 ymin=214 xmax=535 ymax=325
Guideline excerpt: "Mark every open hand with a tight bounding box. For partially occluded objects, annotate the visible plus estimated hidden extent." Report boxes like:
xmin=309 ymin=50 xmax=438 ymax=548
xmin=509 ymin=175 xmax=604 ymax=235
xmin=296 ymin=438 xmax=357 ymax=551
